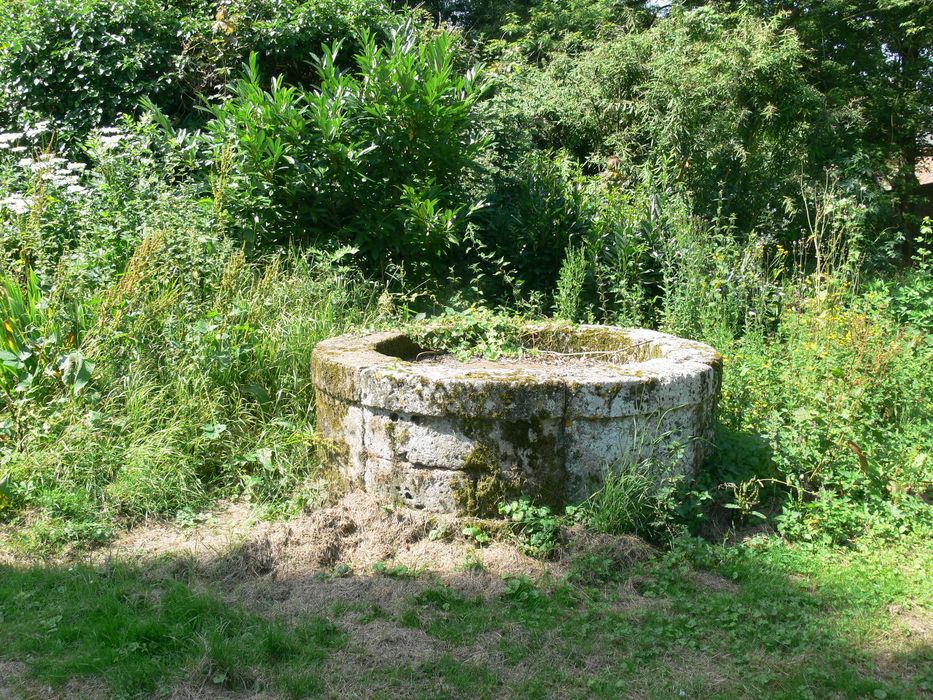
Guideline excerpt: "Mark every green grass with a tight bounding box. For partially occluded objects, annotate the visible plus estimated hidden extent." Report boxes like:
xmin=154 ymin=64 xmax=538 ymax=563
xmin=0 ymin=564 xmax=345 ymax=698
xmin=2 ymin=535 xmax=928 ymax=698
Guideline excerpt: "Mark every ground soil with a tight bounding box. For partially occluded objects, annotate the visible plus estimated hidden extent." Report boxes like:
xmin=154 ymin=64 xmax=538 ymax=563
xmin=90 ymin=493 xmax=653 ymax=619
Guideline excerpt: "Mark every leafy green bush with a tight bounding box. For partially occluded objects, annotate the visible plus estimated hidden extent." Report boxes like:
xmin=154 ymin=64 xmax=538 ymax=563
xmin=177 ymin=0 xmax=395 ymax=100
xmin=489 ymin=0 xmax=651 ymax=62
xmin=0 ymin=0 xmax=185 ymax=140
xmin=0 ymin=0 xmax=400 ymax=143
xmin=198 ymin=22 xmax=489 ymax=277
xmin=716 ymin=294 xmax=933 ymax=545
xmin=475 ymin=151 xmax=590 ymax=302
xmin=475 ymin=0 xmax=917 ymax=282
xmin=868 ymin=219 xmax=933 ymax=333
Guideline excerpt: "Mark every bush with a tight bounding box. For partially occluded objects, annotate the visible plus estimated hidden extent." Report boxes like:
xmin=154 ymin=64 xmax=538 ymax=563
xmin=0 ymin=125 xmax=386 ymax=542
xmin=198 ymin=22 xmax=489 ymax=278
xmin=716 ymin=294 xmax=933 ymax=545
xmin=0 ymin=0 xmax=401 ymax=144
xmin=177 ymin=0 xmax=395 ymax=100
xmin=0 ymin=0 xmax=185 ymax=141
xmin=481 ymin=3 xmax=891 ymax=250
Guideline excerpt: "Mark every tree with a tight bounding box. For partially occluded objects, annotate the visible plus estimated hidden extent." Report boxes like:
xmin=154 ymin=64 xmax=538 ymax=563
xmin=680 ymin=0 xmax=933 ymax=249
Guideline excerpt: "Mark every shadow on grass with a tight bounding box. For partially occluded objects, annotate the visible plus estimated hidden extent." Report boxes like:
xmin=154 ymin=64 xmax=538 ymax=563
xmin=1 ymin=529 xmax=930 ymax=699
xmin=0 ymin=563 xmax=344 ymax=698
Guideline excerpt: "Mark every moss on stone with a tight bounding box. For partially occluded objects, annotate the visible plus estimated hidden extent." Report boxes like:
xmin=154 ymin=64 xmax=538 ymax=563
xmin=450 ymin=415 xmax=568 ymax=516
xmin=519 ymin=323 xmax=632 ymax=357
xmin=311 ymin=351 xmax=359 ymax=402
xmin=451 ymin=444 xmax=525 ymax=517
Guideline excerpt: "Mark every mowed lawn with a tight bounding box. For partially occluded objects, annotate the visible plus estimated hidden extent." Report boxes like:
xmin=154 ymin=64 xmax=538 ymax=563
xmin=1 ymin=533 xmax=929 ymax=699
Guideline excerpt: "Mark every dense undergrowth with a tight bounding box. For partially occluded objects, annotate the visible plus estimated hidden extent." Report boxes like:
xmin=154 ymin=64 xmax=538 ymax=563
xmin=0 ymin=0 xmax=930 ymax=555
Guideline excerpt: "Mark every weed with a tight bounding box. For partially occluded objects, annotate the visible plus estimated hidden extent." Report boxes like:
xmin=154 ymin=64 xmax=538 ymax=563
xmin=576 ymin=461 xmax=665 ymax=541
xmin=373 ymin=560 xmax=423 ymax=579
xmin=499 ymin=498 xmax=562 ymax=558
xmin=462 ymin=525 xmax=492 ymax=547
xmin=461 ymin=548 xmax=486 ymax=573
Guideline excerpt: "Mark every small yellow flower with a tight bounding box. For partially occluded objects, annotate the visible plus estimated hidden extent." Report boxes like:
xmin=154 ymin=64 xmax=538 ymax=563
xmin=2 ymin=320 xmax=12 ymax=334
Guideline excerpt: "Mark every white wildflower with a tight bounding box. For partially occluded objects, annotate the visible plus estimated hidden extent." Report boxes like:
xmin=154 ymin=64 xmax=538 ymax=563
xmin=25 ymin=121 xmax=50 ymax=136
xmin=99 ymin=135 xmax=124 ymax=148
xmin=0 ymin=195 xmax=30 ymax=216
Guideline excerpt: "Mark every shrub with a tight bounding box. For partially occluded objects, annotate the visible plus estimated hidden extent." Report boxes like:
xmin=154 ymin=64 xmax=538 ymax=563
xmin=177 ymin=0 xmax=395 ymax=100
xmin=0 ymin=0 xmax=400 ymax=143
xmin=867 ymin=219 xmax=933 ymax=333
xmin=475 ymin=151 xmax=590 ymax=302
xmin=482 ymin=4 xmax=869 ymax=247
xmin=553 ymin=244 xmax=587 ymax=321
xmin=0 ymin=0 xmax=185 ymax=141
xmin=198 ymin=21 xmax=489 ymax=278
xmin=716 ymin=296 xmax=933 ymax=545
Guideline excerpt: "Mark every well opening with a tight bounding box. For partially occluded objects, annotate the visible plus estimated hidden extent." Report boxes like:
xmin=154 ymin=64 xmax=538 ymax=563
xmin=372 ymin=334 xmax=428 ymax=361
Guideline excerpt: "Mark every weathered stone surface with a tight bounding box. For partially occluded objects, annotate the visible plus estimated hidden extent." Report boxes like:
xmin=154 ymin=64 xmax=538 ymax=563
xmin=312 ymin=324 xmax=722 ymax=513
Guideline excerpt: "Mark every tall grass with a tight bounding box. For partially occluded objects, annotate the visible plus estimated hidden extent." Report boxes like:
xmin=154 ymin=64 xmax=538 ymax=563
xmin=0 ymin=130 xmax=387 ymax=548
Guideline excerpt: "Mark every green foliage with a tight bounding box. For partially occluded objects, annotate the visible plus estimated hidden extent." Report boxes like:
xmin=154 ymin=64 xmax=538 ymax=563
xmin=715 ymin=0 xmax=933 ymax=236
xmin=404 ymin=306 xmax=524 ymax=359
xmin=717 ymin=299 xmax=933 ymax=545
xmin=476 ymin=151 xmax=590 ymax=301
xmin=0 ymin=0 xmax=398 ymax=143
xmin=499 ymin=498 xmax=561 ymax=557
xmin=488 ymin=0 xmax=652 ymax=62
xmin=373 ymin=560 xmax=423 ymax=578
xmin=572 ymin=461 xmax=681 ymax=543
xmin=461 ymin=525 xmax=491 ymax=546
xmin=553 ymin=244 xmax=587 ymax=322
xmin=868 ymin=219 xmax=933 ymax=333
xmin=198 ymin=22 xmax=489 ymax=277
xmin=0 ymin=0 xmax=185 ymax=140
xmin=177 ymin=0 xmax=395 ymax=100
xmin=0 ymin=270 xmax=92 ymax=451
xmin=0 ymin=125 xmax=385 ymax=544
xmin=0 ymin=0 xmax=930 ymax=556
xmin=474 ymin=0 xmax=924 ymax=292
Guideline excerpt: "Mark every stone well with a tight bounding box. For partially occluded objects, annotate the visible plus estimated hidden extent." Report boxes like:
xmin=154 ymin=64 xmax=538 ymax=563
xmin=311 ymin=325 xmax=722 ymax=514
